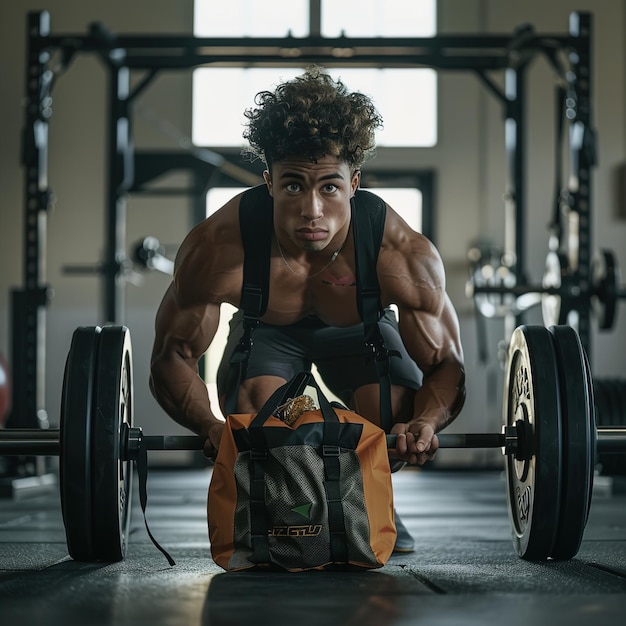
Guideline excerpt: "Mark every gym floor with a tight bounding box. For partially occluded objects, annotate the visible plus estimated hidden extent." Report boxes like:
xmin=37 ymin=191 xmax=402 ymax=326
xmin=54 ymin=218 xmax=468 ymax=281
xmin=1 ymin=466 xmax=625 ymax=625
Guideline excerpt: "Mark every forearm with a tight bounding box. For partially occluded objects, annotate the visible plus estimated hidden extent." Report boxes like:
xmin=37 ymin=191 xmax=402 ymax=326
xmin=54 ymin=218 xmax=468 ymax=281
xmin=412 ymin=359 xmax=466 ymax=432
xmin=150 ymin=353 xmax=221 ymax=437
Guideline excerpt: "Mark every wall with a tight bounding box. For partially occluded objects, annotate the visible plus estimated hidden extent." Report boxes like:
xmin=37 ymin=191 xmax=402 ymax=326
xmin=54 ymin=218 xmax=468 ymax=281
xmin=0 ymin=0 xmax=624 ymax=466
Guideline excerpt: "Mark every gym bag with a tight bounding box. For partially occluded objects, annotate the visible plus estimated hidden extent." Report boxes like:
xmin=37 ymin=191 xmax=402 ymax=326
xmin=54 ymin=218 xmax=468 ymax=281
xmin=208 ymin=371 xmax=397 ymax=572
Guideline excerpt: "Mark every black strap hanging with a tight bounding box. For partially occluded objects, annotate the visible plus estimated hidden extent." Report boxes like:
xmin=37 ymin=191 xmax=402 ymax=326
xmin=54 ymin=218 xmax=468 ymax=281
xmin=135 ymin=440 xmax=176 ymax=566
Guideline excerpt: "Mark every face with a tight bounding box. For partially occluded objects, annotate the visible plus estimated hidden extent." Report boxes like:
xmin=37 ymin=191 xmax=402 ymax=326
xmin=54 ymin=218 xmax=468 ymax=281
xmin=264 ymin=156 xmax=360 ymax=253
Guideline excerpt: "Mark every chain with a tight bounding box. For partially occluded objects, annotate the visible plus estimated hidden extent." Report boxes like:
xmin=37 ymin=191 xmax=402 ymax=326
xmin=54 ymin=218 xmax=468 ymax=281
xmin=276 ymin=236 xmax=343 ymax=279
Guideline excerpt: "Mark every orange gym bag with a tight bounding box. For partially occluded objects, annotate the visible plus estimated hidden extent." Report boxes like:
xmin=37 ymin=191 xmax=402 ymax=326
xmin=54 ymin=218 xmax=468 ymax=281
xmin=208 ymin=371 xmax=396 ymax=572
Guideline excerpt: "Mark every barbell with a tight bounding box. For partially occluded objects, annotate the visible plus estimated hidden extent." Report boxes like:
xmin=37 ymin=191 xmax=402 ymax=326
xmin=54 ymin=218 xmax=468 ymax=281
xmin=467 ymin=248 xmax=625 ymax=329
xmin=1 ymin=324 xmax=625 ymax=563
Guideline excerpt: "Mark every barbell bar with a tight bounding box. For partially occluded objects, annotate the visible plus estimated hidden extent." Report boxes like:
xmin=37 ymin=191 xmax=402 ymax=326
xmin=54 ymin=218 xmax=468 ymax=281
xmin=3 ymin=425 xmax=626 ymax=457
xmin=1 ymin=323 xmax=624 ymax=564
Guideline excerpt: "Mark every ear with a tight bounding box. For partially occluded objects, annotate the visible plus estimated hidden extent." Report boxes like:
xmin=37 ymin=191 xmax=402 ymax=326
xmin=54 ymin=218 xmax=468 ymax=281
xmin=350 ymin=170 xmax=361 ymax=197
xmin=263 ymin=170 xmax=273 ymax=196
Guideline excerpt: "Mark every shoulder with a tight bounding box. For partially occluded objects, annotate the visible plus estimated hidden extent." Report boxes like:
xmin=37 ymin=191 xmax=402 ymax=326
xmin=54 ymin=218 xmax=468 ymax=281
xmin=173 ymin=191 xmax=247 ymax=307
xmin=378 ymin=206 xmax=446 ymax=309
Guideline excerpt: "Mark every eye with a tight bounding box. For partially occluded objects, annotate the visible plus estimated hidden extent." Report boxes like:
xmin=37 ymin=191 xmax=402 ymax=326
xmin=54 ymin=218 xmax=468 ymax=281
xmin=323 ymin=184 xmax=338 ymax=193
xmin=286 ymin=183 xmax=301 ymax=193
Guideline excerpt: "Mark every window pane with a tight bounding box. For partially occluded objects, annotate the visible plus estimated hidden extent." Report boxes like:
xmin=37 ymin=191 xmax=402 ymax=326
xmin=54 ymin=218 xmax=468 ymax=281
xmin=192 ymin=68 xmax=301 ymax=147
xmin=194 ymin=0 xmax=308 ymax=37
xmin=193 ymin=67 xmax=436 ymax=147
xmin=376 ymin=188 xmax=422 ymax=232
xmin=329 ymin=68 xmax=437 ymax=147
xmin=322 ymin=0 xmax=436 ymax=37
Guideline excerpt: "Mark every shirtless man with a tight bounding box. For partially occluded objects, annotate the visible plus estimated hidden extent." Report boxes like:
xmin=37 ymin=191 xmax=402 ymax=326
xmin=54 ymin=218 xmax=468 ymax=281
xmin=150 ymin=66 xmax=465 ymax=551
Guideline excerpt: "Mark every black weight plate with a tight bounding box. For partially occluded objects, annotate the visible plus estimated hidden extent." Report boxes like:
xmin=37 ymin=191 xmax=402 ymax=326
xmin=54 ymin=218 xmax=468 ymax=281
xmin=548 ymin=325 xmax=594 ymax=560
xmin=91 ymin=325 xmax=134 ymax=561
xmin=60 ymin=326 xmax=101 ymax=561
xmin=591 ymin=249 xmax=618 ymax=331
xmin=503 ymin=325 xmax=562 ymax=560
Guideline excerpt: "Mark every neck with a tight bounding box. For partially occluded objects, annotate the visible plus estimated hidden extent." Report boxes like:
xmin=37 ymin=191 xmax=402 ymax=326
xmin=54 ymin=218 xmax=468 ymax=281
xmin=275 ymin=236 xmax=345 ymax=279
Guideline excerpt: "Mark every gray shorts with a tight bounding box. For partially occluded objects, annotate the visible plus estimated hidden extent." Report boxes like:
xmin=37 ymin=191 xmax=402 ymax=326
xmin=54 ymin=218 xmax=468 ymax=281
xmin=216 ymin=308 xmax=422 ymax=406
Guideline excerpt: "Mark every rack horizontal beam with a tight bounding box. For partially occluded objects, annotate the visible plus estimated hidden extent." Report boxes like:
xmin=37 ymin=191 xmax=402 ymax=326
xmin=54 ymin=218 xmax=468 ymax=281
xmin=32 ymin=32 xmax=583 ymax=71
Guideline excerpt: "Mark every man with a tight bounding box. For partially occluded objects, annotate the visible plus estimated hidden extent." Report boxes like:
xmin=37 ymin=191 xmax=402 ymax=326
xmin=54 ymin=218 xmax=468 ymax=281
xmin=150 ymin=66 xmax=465 ymax=552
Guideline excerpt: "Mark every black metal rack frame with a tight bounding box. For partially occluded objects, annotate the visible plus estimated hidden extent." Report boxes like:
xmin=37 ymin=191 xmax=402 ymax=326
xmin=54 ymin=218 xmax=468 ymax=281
xmin=9 ymin=10 xmax=594 ymax=429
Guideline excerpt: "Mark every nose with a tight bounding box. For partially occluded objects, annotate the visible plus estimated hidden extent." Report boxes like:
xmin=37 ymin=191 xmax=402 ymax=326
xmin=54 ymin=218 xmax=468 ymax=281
xmin=300 ymin=192 xmax=324 ymax=221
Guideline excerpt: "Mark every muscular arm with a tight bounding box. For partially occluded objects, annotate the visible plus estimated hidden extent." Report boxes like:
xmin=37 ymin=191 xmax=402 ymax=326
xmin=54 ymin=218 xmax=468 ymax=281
xmin=149 ymin=198 xmax=242 ymax=453
xmin=150 ymin=283 xmax=222 ymax=439
xmin=398 ymin=292 xmax=466 ymax=431
xmin=380 ymin=211 xmax=465 ymax=463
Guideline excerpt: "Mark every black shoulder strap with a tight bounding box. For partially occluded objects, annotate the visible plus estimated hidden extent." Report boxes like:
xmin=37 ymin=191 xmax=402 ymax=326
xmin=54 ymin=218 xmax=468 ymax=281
xmin=223 ymin=185 xmax=273 ymax=415
xmin=239 ymin=185 xmax=273 ymax=317
xmin=351 ymin=190 xmax=396 ymax=432
xmin=352 ymin=189 xmax=385 ymax=323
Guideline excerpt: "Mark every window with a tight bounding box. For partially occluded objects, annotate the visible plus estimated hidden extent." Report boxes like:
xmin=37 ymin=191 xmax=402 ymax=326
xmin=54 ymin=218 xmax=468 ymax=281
xmin=192 ymin=0 xmax=437 ymax=148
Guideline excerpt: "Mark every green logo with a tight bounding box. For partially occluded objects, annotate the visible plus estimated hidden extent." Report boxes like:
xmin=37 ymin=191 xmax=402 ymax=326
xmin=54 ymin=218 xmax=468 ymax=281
xmin=291 ymin=503 xmax=313 ymax=519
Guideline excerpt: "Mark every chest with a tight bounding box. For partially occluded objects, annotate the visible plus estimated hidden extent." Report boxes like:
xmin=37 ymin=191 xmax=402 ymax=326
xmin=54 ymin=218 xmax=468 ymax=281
xmin=261 ymin=259 xmax=363 ymax=326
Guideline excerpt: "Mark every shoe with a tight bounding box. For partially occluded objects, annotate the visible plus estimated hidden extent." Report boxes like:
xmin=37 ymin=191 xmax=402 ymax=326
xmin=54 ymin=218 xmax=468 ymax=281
xmin=393 ymin=508 xmax=415 ymax=553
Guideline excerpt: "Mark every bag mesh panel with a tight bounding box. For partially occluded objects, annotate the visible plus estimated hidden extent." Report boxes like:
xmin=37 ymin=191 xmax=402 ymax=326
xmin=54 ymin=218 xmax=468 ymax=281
xmin=229 ymin=443 xmax=377 ymax=569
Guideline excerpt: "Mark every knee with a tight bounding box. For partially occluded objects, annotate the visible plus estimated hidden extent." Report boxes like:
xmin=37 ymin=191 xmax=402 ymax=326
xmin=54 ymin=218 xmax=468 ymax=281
xmin=236 ymin=375 xmax=288 ymax=413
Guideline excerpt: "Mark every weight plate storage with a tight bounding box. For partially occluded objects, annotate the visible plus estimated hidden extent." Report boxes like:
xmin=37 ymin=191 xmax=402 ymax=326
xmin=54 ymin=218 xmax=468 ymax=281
xmin=60 ymin=326 xmax=101 ymax=561
xmin=91 ymin=325 xmax=134 ymax=561
xmin=503 ymin=325 xmax=562 ymax=560
xmin=548 ymin=325 xmax=594 ymax=559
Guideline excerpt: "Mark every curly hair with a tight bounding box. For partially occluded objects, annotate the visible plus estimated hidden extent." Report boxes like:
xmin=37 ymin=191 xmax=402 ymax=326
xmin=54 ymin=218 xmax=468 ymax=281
xmin=242 ymin=66 xmax=383 ymax=169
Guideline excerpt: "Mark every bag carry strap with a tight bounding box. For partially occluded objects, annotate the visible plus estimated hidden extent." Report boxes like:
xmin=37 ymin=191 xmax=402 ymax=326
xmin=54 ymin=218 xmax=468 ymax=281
xmin=247 ymin=371 xmax=349 ymax=565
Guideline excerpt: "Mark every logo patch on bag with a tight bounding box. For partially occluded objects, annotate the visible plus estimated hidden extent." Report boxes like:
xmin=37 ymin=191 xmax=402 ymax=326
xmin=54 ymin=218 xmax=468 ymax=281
xmin=269 ymin=525 xmax=323 ymax=537
xmin=290 ymin=503 xmax=313 ymax=519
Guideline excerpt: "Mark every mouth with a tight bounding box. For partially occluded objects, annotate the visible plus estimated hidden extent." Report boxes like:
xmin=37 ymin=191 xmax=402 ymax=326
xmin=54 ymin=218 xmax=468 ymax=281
xmin=295 ymin=228 xmax=328 ymax=242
